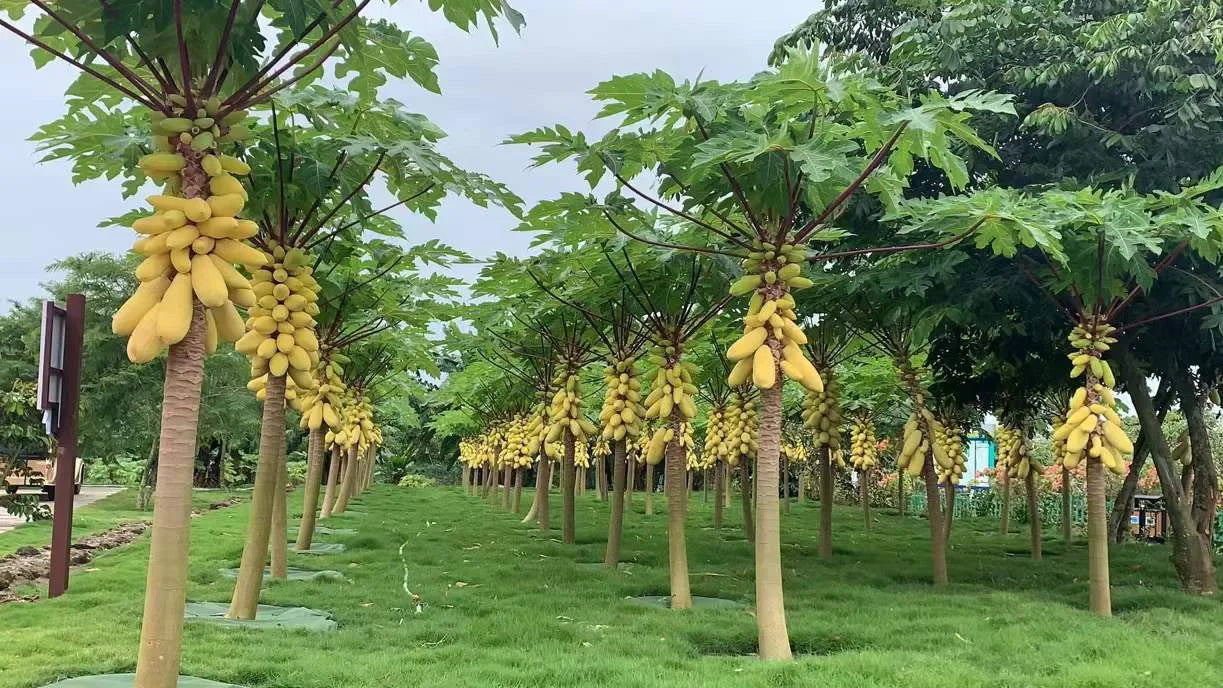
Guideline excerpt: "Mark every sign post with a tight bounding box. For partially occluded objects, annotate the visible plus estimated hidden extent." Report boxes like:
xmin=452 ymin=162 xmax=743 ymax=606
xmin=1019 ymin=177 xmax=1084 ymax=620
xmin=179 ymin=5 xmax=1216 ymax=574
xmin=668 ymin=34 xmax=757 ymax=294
xmin=39 ymin=294 xmax=85 ymax=598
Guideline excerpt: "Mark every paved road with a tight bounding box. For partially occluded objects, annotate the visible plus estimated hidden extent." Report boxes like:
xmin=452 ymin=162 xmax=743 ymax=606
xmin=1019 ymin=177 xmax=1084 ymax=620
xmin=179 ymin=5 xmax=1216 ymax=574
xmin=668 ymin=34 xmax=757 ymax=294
xmin=0 ymin=485 xmax=124 ymax=535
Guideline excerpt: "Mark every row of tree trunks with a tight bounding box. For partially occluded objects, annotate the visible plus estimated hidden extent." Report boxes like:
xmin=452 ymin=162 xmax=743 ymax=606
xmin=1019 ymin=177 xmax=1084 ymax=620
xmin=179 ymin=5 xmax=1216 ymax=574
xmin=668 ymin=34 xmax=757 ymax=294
xmin=295 ymin=429 xmax=326 ymax=551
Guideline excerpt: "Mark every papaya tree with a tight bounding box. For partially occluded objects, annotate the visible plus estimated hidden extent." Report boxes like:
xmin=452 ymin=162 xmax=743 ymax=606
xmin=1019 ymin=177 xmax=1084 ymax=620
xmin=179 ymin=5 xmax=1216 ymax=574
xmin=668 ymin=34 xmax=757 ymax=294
xmin=894 ymin=175 xmax=1223 ymax=611
xmin=510 ymin=50 xmax=1010 ymax=659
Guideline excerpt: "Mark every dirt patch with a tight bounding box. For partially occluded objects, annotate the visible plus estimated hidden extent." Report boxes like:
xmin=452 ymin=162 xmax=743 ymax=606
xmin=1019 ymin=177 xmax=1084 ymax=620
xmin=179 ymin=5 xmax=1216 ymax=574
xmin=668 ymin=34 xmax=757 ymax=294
xmin=194 ymin=497 xmax=242 ymax=515
xmin=0 ymin=522 xmax=148 ymax=604
xmin=691 ymin=631 xmax=871 ymax=657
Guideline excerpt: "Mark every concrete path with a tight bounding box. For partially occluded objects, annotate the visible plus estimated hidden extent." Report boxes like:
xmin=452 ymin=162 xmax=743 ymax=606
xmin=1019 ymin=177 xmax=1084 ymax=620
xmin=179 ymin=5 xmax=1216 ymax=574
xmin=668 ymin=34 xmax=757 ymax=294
xmin=0 ymin=485 xmax=123 ymax=535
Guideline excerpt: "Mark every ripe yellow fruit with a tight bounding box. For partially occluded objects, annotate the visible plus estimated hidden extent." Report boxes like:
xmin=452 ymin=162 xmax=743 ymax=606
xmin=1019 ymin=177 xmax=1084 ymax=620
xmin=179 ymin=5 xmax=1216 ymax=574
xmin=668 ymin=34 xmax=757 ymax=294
xmin=294 ymin=328 xmax=319 ymax=352
xmin=230 ymin=219 xmax=259 ymax=240
xmin=127 ymin=303 xmax=164 ymax=364
xmin=165 ymin=224 xmax=199 ymax=250
xmin=112 ymin=276 xmax=171 ymax=336
xmin=252 ymin=316 xmax=278 ymax=335
xmin=204 ymin=309 xmax=218 ymax=354
xmin=287 ymin=346 xmax=311 ymax=371
xmin=212 ymin=238 xmax=268 ymax=267
xmin=728 ymin=326 xmax=768 ymax=361
xmin=257 ymin=337 xmax=278 ymax=359
xmin=752 ymin=344 xmax=776 ymax=389
xmin=230 ymin=287 xmax=256 ymax=308
xmin=728 ymin=357 xmax=752 ymax=387
xmin=156 ymin=273 xmax=195 ymax=344
xmin=211 ymin=301 xmax=245 ymax=342
xmin=135 ymin=253 xmax=172 ymax=282
xmin=190 ymin=254 xmax=228 ymax=307
xmin=170 ymin=247 xmax=192 ymax=273
xmin=207 ymin=193 xmax=245 ymax=218
xmin=208 ymin=254 xmax=250 ymax=290
xmin=209 ymin=174 xmax=246 ymax=197
xmin=198 ymin=216 xmax=239 ymax=238
xmin=269 ymin=352 xmax=289 ymax=377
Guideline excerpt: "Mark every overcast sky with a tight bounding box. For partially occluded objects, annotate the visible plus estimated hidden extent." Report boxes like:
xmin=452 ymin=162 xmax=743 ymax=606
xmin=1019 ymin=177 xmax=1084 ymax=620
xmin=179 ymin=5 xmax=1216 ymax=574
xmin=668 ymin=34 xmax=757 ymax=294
xmin=0 ymin=1 xmax=818 ymax=310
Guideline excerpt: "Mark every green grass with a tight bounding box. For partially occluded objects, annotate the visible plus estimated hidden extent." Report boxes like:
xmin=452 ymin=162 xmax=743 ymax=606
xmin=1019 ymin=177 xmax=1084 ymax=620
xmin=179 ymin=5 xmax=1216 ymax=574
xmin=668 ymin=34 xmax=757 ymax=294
xmin=1 ymin=485 xmax=1220 ymax=687
xmin=0 ymin=489 xmax=243 ymax=557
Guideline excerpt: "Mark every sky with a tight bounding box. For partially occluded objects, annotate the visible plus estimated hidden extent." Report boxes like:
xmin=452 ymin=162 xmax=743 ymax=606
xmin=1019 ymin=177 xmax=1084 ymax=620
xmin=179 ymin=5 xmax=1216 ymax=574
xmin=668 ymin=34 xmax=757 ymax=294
xmin=0 ymin=1 xmax=820 ymax=310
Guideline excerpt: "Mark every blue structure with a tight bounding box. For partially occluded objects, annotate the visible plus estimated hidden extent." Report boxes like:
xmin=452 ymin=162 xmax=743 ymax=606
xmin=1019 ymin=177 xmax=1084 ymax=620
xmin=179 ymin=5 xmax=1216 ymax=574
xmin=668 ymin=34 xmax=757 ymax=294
xmin=962 ymin=432 xmax=996 ymax=486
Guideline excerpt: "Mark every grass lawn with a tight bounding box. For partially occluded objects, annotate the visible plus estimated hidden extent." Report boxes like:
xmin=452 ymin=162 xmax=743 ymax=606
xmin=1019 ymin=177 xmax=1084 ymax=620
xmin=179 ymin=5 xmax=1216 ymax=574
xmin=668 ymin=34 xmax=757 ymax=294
xmin=0 ymin=489 xmax=243 ymax=558
xmin=1 ymin=484 xmax=1220 ymax=687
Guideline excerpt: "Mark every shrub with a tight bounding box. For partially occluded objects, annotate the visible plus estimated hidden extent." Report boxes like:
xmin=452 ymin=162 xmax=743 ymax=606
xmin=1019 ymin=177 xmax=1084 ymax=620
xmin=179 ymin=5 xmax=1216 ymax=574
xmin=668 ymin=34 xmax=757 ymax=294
xmin=398 ymin=473 xmax=437 ymax=488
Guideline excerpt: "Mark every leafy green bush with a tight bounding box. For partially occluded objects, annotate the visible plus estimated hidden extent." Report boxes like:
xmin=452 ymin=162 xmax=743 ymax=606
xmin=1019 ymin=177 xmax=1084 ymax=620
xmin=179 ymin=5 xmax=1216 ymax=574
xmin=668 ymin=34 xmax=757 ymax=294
xmin=397 ymin=473 xmax=437 ymax=488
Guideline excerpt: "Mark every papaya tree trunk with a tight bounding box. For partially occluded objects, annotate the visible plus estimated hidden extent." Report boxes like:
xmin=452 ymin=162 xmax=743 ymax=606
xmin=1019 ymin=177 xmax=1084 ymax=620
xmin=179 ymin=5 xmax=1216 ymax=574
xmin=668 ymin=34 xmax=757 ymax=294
xmin=626 ymin=459 xmax=636 ymax=508
xmin=134 ymin=302 xmax=207 ymax=688
xmin=1026 ymin=469 xmax=1042 ymax=560
xmin=513 ymin=468 xmax=524 ymax=513
xmin=604 ymin=439 xmax=628 ymax=568
xmin=645 ymin=462 xmax=656 ymax=516
xmin=923 ymin=449 xmax=949 ymax=586
xmin=535 ymin=453 xmax=552 ymax=530
xmin=461 ymin=464 xmax=470 ymax=494
xmin=862 ymin=469 xmax=872 ymax=532
xmin=1086 ymin=457 xmax=1110 ymax=615
xmin=781 ymin=453 xmax=790 ymax=515
xmin=703 ymin=469 xmax=710 ymax=503
xmin=1000 ymin=472 xmax=1011 ymax=534
xmin=596 ymin=451 xmax=608 ymax=501
xmin=665 ymin=413 xmax=692 ymax=609
xmin=740 ymin=461 xmax=753 ymax=543
xmin=897 ymin=468 xmax=905 ymax=518
xmin=321 ymin=445 xmax=341 ymax=518
xmin=712 ymin=462 xmax=724 ymax=530
xmin=333 ymin=444 xmax=358 ymax=515
xmin=295 ymin=428 xmax=325 ymax=551
xmin=798 ymin=464 xmax=808 ymax=504
xmin=754 ymin=384 xmax=791 ymax=660
xmin=227 ymin=373 xmax=286 ymax=620
xmin=562 ymin=433 xmax=576 ymax=544
xmin=941 ymin=479 xmax=953 ymax=541
xmin=270 ymin=436 xmax=288 ymax=579
xmin=1061 ymin=466 xmax=1073 ymax=544
xmin=818 ymin=449 xmax=832 ymax=557
xmin=502 ymin=464 xmax=512 ymax=510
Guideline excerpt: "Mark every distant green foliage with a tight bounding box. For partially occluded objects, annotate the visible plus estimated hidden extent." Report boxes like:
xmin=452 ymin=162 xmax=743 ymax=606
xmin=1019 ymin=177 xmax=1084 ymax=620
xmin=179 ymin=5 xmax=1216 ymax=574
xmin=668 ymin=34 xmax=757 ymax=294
xmin=397 ymin=473 xmax=438 ymax=488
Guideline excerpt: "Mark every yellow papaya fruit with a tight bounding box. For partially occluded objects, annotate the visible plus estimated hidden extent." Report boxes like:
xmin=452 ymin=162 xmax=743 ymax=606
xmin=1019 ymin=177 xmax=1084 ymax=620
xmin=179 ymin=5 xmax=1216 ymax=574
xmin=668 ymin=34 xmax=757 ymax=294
xmin=190 ymin=254 xmax=228 ymax=307
xmin=752 ymin=344 xmax=776 ymax=389
xmin=113 ymin=276 xmax=172 ymax=336
xmin=156 ymin=273 xmax=195 ymax=345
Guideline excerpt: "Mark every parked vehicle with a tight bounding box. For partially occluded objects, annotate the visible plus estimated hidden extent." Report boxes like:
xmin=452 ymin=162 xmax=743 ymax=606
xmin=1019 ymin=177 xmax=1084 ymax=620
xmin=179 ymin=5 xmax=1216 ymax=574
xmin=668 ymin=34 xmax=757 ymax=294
xmin=3 ymin=451 xmax=83 ymax=500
